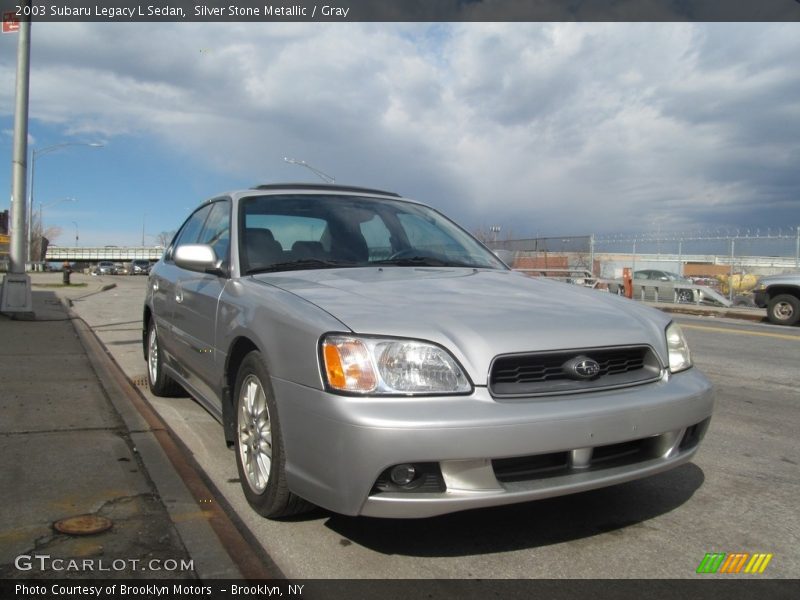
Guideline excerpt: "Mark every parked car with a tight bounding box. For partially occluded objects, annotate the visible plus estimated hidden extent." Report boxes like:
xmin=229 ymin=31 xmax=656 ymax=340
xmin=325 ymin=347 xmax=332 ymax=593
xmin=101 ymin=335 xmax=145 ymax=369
xmin=143 ymin=183 xmax=713 ymax=519
xmin=634 ymin=269 xmax=689 ymax=283
xmin=129 ymin=259 xmax=151 ymax=275
xmin=633 ymin=270 xmax=697 ymax=303
xmin=753 ymin=273 xmax=800 ymax=326
xmin=608 ymin=269 xmax=700 ymax=303
xmin=96 ymin=261 xmax=117 ymax=275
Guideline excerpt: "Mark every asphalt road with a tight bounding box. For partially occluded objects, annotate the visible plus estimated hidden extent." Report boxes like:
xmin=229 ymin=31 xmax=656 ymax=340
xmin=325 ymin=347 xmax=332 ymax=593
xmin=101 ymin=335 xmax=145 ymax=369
xmin=63 ymin=274 xmax=799 ymax=579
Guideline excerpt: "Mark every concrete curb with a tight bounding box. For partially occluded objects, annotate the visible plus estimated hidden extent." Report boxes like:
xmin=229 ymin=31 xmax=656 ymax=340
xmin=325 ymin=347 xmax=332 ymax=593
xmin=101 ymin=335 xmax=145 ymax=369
xmin=66 ymin=312 xmax=264 ymax=579
xmin=65 ymin=283 xmax=118 ymax=305
xmin=654 ymin=304 xmax=767 ymax=323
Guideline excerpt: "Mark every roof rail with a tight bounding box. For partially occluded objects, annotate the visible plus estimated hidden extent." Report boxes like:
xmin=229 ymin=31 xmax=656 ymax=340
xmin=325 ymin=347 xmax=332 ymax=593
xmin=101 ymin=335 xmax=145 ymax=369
xmin=251 ymin=183 xmax=401 ymax=197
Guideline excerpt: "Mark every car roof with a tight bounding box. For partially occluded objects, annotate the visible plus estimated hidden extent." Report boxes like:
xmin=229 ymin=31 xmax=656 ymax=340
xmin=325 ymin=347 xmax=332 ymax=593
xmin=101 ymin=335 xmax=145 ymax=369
xmin=193 ymin=183 xmax=426 ymax=212
xmin=250 ymin=183 xmax=401 ymax=197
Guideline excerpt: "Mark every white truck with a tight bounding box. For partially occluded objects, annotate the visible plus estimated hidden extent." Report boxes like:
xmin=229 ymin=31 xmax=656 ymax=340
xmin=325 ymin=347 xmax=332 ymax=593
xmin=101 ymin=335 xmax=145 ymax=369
xmin=753 ymin=273 xmax=800 ymax=326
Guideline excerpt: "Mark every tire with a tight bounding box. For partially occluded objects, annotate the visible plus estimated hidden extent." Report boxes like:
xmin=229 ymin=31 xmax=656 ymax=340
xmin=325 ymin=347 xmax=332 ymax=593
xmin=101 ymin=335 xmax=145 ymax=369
xmin=146 ymin=320 xmax=184 ymax=397
xmin=233 ymin=351 xmax=312 ymax=518
xmin=767 ymin=294 xmax=800 ymax=326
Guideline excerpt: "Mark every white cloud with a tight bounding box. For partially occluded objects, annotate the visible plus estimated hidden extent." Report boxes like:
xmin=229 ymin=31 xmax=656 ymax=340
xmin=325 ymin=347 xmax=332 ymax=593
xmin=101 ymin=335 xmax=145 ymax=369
xmin=1 ymin=22 xmax=798 ymax=236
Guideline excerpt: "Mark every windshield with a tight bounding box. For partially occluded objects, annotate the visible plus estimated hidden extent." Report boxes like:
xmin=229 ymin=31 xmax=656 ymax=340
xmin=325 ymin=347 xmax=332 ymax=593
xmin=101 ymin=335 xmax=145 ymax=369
xmin=239 ymin=194 xmax=506 ymax=274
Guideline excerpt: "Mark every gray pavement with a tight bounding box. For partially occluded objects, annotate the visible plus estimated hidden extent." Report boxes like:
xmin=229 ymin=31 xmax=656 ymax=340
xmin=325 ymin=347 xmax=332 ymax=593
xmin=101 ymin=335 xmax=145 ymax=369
xmin=0 ymin=274 xmax=244 ymax=580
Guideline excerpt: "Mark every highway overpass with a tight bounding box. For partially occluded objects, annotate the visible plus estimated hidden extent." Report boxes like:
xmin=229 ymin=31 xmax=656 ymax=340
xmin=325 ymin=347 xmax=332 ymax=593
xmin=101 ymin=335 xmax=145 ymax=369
xmin=46 ymin=246 xmax=165 ymax=262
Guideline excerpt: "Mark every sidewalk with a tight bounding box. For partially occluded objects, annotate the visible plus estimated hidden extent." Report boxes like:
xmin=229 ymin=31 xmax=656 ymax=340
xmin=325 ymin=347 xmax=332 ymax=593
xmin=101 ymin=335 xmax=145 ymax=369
xmin=648 ymin=301 xmax=766 ymax=323
xmin=0 ymin=279 xmax=242 ymax=580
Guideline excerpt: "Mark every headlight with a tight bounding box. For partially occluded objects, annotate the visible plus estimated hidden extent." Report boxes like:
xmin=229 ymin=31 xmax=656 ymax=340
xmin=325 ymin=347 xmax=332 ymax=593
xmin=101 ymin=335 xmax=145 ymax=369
xmin=665 ymin=322 xmax=692 ymax=373
xmin=321 ymin=334 xmax=472 ymax=395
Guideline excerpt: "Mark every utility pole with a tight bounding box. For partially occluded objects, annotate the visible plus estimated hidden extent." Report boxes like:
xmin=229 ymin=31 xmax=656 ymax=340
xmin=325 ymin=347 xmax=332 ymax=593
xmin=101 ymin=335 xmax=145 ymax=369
xmin=729 ymin=238 xmax=736 ymax=304
xmin=1 ymin=11 xmax=33 ymax=316
xmin=28 ymin=141 xmax=103 ymax=263
xmin=796 ymin=226 xmax=799 ymax=270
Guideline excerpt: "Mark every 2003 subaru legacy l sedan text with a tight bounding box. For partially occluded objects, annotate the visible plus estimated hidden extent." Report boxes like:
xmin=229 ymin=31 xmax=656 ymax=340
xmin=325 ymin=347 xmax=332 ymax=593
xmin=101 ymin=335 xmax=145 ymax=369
xmin=142 ymin=183 xmax=713 ymax=519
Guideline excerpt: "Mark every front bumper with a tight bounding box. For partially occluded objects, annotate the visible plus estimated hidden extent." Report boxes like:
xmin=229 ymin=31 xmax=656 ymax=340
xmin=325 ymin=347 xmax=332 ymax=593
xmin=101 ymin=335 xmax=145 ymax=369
xmin=753 ymin=289 xmax=768 ymax=308
xmin=273 ymin=368 xmax=714 ymax=518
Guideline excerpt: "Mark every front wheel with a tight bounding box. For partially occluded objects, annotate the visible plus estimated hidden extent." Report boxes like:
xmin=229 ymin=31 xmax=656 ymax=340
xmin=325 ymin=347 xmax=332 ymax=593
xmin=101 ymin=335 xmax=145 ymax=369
xmin=233 ymin=351 xmax=312 ymax=518
xmin=767 ymin=294 xmax=800 ymax=326
xmin=146 ymin=320 xmax=183 ymax=397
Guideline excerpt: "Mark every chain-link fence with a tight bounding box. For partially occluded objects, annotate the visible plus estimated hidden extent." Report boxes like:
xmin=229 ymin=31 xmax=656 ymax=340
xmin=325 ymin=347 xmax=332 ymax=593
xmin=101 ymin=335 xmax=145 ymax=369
xmin=486 ymin=227 xmax=800 ymax=303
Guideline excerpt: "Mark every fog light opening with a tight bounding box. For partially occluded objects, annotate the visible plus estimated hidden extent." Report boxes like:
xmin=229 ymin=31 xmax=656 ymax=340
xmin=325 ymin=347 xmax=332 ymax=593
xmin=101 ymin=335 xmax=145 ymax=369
xmin=390 ymin=463 xmax=417 ymax=486
xmin=371 ymin=462 xmax=447 ymax=495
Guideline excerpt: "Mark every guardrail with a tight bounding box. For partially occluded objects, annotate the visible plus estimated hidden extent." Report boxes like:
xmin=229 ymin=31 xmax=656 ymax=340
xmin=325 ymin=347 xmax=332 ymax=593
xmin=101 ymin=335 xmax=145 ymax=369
xmin=596 ymin=279 xmax=733 ymax=307
xmin=515 ymin=268 xmax=596 ymax=285
xmin=514 ymin=269 xmax=732 ymax=307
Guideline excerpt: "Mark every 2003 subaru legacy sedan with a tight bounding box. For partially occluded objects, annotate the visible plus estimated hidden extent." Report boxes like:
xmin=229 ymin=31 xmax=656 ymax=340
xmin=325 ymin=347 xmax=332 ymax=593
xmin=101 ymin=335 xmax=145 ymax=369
xmin=143 ymin=183 xmax=713 ymax=519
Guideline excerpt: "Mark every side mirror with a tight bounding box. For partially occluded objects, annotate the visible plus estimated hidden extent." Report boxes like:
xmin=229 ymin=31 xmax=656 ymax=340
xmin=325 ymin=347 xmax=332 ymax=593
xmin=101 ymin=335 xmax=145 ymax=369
xmin=174 ymin=244 xmax=220 ymax=273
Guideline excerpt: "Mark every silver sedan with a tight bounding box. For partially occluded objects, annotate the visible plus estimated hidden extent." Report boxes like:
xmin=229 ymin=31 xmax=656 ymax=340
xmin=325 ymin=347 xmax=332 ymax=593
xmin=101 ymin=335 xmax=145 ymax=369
xmin=143 ymin=184 xmax=713 ymax=519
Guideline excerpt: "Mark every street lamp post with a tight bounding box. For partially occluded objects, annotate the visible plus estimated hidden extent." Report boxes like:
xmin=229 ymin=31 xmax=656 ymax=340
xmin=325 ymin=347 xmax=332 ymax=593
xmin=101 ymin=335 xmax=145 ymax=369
xmin=27 ymin=142 xmax=103 ymax=264
xmin=72 ymin=221 xmax=79 ymax=247
xmin=1 ymin=14 xmax=32 ymax=315
xmin=283 ymin=157 xmax=336 ymax=184
xmin=34 ymin=197 xmax=75 ymax=266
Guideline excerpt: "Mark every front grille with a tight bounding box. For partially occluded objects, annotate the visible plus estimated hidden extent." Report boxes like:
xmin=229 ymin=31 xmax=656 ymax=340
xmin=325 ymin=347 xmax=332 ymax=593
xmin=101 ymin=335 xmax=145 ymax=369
xmin=492 ymin=452 xmax=570 ymax=483
xmin=493 ymin=438 xmax=653 ymax=483
xmin=489 ymin=345 xmax=662 ymax=397
xmin=590 ymin=439 xmax=647 ymax=466
xmin=492 ymin=419 xmax=710 ymax=484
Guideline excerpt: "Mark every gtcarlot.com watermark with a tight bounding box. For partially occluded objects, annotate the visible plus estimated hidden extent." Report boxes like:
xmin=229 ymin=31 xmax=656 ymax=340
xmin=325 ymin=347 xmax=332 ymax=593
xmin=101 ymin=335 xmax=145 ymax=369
xmin=15 ymin=553 xmax=194 ymax=573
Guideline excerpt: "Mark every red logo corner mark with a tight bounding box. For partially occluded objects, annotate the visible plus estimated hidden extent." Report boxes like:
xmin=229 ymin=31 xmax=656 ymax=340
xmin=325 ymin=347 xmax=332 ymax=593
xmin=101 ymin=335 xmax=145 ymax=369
xmin=2 ymin=12 xmax=21 ymax=34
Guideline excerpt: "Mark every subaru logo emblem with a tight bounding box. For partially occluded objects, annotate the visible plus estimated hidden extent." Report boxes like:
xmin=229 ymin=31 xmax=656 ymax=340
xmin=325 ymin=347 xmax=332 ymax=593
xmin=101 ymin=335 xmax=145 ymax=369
xmin=562 ymin=355 xmax=601 ymax=380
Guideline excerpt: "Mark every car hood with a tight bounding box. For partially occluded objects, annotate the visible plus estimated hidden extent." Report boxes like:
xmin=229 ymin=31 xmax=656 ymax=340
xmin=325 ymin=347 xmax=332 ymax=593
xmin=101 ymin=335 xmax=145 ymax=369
xmin=757 ymin=273 xmax=800 ymax=286
xmin=252 ymin=268 xmax=670 ymax=384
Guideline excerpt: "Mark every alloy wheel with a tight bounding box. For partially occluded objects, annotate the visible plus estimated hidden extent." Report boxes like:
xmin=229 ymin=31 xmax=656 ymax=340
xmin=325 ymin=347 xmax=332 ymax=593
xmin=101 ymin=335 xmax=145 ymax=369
xmin=148 ymin=326 xmax=159 ymax=385
xmin=238 ymin=374 xmax=273 ymax=494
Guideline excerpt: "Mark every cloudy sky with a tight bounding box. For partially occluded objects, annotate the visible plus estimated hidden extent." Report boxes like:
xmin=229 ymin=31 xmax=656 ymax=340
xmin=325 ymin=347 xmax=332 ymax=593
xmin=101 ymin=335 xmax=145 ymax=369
xmin=1 ymin=22 xmax=798 ymax=246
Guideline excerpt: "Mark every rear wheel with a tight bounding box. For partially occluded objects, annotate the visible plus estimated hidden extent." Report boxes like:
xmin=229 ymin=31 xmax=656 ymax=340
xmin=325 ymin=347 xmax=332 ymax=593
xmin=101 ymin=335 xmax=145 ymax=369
xmin=146 ymin=320 xmax=183 ymax=396
xmin=767 ymin=294 xmax=800 ymax=326
xmin=234 ymin=351 xmax=312 ymax=518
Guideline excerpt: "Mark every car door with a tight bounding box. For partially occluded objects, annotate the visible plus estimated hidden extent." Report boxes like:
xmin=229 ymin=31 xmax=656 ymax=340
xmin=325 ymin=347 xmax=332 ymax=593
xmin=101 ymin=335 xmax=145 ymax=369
xmin=151 ymin=204 xmax=213 ymax=367
xmin=171 ymin=199 xmax=230 ymax=412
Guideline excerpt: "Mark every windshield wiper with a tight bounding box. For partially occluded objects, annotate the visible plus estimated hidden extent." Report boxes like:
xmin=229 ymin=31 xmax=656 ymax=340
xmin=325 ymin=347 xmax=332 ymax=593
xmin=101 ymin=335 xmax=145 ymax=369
xmin=373 ymin=256 xmax=478 ymax=268
xmin=246 ymin=259 xmax=357 ymax=275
